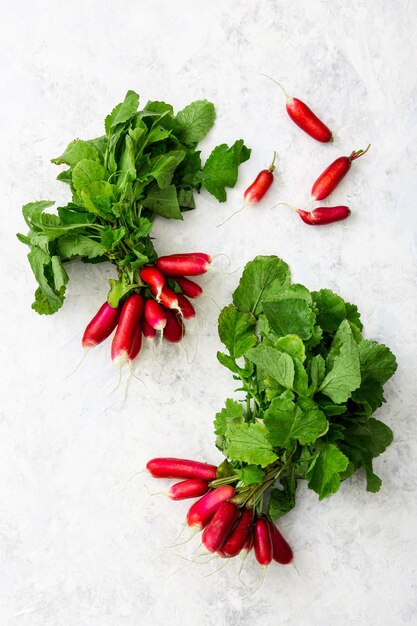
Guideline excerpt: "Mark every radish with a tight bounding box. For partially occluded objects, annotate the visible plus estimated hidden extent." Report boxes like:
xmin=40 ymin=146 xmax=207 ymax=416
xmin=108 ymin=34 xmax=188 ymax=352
xmin=253 ymin=517 xmax=273 ymax=567
xmin=260 ymin=74 xmax=333 ymax=143
xmin=144 ymin=298 xmax=167 ymax=331
xmin=163 ymin=309 xmax=184 ymax=343
xmin=186 ymin=485 xmax=235 ymax=529
xmin=297 ymin=205 xmax=351 ymax=225
xmin=201 ymin=501 xmax=240 ymax=552
xmin=244 ymin=152 xmax=276 ymax=203
xmin=175 ymin=276 xmax=203 ymax=299
xmin=146 ymin=457 xmax=217 ymax=480
xmin=82 ymin=302 xmax=121 ymax=348
xmin=311 ymin=145 xmax=371 ymax=200
xmin=173 ymin=252 xmax=212 ymax=263
xmin=218 ymin=508 xmax=253 ymax=557
xmin=177 ymin=294 xmax=196 ymax=320
xmin=140 ymin=266 xmax=166 ymax=300
xmin=128 ymin=324 xmax=142 ymax=361
xmin=156 ymin=254 xmax=210 ymax=277
xmin=268 ymin=521 xmax=293 ymax=565
xmin=111 ymin=293 xmax=144 ymax=367
xmin=142 ymin=318 xmax=157 ymax=339
xmin=168 ymin=479 xmax=210 ymax=500
xmin=158 ymin=285 xmax=179 ymax=310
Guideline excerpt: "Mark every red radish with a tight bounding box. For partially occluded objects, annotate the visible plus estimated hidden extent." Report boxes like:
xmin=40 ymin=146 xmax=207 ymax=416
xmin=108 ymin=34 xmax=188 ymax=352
xmin=175 ymin=276 xmax=203 ymax=299
xmin=268 ymin=521 xmax=293 ymax=565
xmin=311 ymin=145 xmax=371 ymax=200
xmin=163 ymin=309 xmax=184 ymax=343
xmin=177 ymin=293 xmax=196 ymax=320
xmin=168 ymin=479 xmax=209 ymax=500
xmin=186 ymin=485 xmax=235 ymax=529
xmin=297 ymin=205 xmax=351 ymax=225
xmin=82 ymin=302 xmax=120 ymax=348
xmin=140 ymin=266 xmax=165 ymax=300
xmin=144 ymin=298 xmax=167 ymax=331
xmin=156 ymin=254 xmax=210 ymax=277
xmin=128 ymin=324 xmax=142 ymax=361
xmin=244 ymin=152 xmax=276 ymax=203
xmin=253 ymin=517 xmax=273 ymax=567
xmin=218 ymin=508 xmax=253 ymax=557
xmin=158 ymin=285 xmax=179 ymax=310
xmin=173 ymin=252 xmax=212 ymax=263
xmin=111 ymin=293 xmax=144 ymax=366
xmin=202 ymin=501 xmax=240 ymax=552
xmin=146 ymin=457 xmax=217 ymax=481
xmin=142 ymin=318 xmax=157 ymax=339
xmin=260 ymin=74 xmax=332 ymax=143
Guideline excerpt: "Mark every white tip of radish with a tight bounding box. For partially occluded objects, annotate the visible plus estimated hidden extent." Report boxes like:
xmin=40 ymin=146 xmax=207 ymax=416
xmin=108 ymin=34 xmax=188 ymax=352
xmin=112 ymin=351 xmax=129 ymax=368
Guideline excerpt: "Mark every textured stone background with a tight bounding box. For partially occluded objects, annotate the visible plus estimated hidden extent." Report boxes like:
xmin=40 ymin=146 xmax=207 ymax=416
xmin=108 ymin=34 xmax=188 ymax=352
xmin=1 ymin=1 xmax=416 ymax=624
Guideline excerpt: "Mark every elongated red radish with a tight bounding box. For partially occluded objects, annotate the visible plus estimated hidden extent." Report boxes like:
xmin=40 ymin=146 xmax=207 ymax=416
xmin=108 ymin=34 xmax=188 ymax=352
xmin=128 ymin=324 xmax=142 ymax=361
xmin=260 ymin=74 xmax=332 ymax=143
xmin=111 ymin=294 xmax=144 ymax=366
xmin=146 ymin=457 xmax=218 ymax=480
xmin=140 ymin=266 xmax=165 ymax=299
xmin=173 ymin=252 xmax=212 ymax=263
xmin=177 ymin=294 xmax=196 ymax=320
xmin=297 ymin=205 xmax=351 ymax=225
xmin=168 ymin=479 xmax=210 ymax=500
xmin=82 ymin=302 xmax=121 ymax=348
xmin=175 ymin=277 xmax=203 ymax=299
xmin=186 ymin=485 xmax=235 ymax=529
xmin=142 ymin=318 xmax=157 ymax=339
xmin=202 ymin=501 xmax=240 ymax=552
xmin=268 ymin=521 xmax=293 ymax=565
xmin=158 ymin=285 xmax=179 ymax=310
xmin=218 ymin=508 xmax=253 ymax=557
xmin=163 ymin=309 xmax=184 ymax=343
xmin=311 ymin=145 xmax=371 ymax=200
xmin=244 ymin=152 xmax=276 ymax=203
xmin=253 ymin=517 xmax=273 ymax=566
xmin=144 ymin=298 xmax=167 ymax=330
xmin=156 ymin=254 xmax=210 ymax=277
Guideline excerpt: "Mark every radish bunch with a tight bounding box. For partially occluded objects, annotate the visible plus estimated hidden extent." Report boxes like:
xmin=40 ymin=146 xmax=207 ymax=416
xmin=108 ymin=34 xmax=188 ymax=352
xmin=82 ymin=253 xmax=210 ymax=366
xmin=146 ymin=457 xmax=293 ymax=568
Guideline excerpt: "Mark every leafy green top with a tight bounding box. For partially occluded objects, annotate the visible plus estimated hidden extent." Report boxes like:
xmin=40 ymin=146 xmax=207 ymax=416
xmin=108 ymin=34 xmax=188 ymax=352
xmin=18 ymin=91 xmax=250 ymax=314
xmin=214 ymin=256 xmax=397 ymax=518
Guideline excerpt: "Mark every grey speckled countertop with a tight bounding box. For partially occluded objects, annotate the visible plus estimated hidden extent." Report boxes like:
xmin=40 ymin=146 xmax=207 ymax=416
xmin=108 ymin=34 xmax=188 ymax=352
xmin=1 ymin=1 xmax=417 ymax=625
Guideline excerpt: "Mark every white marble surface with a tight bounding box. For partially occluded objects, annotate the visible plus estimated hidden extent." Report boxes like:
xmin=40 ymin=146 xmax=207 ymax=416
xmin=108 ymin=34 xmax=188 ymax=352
xmin=1 ymin=1 xmax=417 ymax=624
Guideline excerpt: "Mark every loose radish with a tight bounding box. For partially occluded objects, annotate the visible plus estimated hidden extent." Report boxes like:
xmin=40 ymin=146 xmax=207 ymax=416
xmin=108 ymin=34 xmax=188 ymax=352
xmin=168 ymin=479 xmax=210 ymax=500
xmin=146 ymin=457 xmax=217 ymax=480
xmin=111 ymin=293 xmax=144 ymax=367
xmin=202 ymin=501 xmax=240 ymax=552
xmin=177 ymin=294 xmax=196 ymax=320
xmin=128 ymin=324 xmax=142 ymax=361
xmin=219 ymin=508 xmax=253 ymax=557
xmin=140 ymin=266 xmax=166 ymax=299
xmin=297 ymin=205 xmax=351 ymax=225
xmin=175 ymin=276 xmax=203 ymax=299
xmin=186 ymin=485 xmax=235 ymax=529
xmin=268 ymin=521 xmax=293 ymax=565
xmin=82 ymin=302 xmax=121 ymax=348
xmin=311 ymin=145 xmax=371 ymax=200
xmin=144 ymin=298 xmax=167 ymax=331
xmin=244 ymin=152 xmax=276 ymax=203
xmin=156 ymin=254 xmax=210 ymax=277
xmin=142 ymin=318 xmax=157 ymax=339
xmin=253 ymin=517 xmax=273 ymax=567
xmin=163 ymin=309 xmax=184 ymax=343
xmin=260 ymin=74 xmax=333 ymax=143
xmin=158 ymin=285 xmax=179 ymax=310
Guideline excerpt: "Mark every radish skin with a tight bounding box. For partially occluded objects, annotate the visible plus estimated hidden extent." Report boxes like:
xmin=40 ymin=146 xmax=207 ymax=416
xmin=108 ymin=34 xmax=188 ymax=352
xmin=158 ymin=285 xmax=179 ymax=310
xmin=297 ymin=206 xmax=351 ymax=225
xmin=144 ymin=298 xmax=167 ymax=330
xmin=163 ymin=309 xmax=184 ymax=343
xmin=177 ymin=294 xmax=196 ymax=320
xmin=156 ymin=254 xmax=210 ymax=277
xmin=244 ymin=152 xmax=276 ymax=203
xmin=268 ymin=521 xmax=293 ymax=565
xmin=111 ymin=294 xmax=144 ymax=367
xmin=186 ymin=485 xmax=235 ymax=529
xmin=146 ymin=458 xmax=217 ymax=480
xmin=168 ymin=479 xmax=210 ymax=500
xmin=82 ymin=302 xmax=120 ymax=348
xmin=218 ymin=508 xmax=253 ymax=557
xmin=311 ymin=145 xmax=371 ymax=200
xmin=140 ymin=266 xmax=166 ymax=300
xmin=202 ymin=501 xmax=240 ymax=552
xmin=253 ymin=517 xmax=273 ymax=566
xmin=128 ymin=324 xmax=142 ymax=361
xmin=142 ymin=318 xmax=157 ymax=339
xmin=175 ymin=276 xmax=203 ymax=299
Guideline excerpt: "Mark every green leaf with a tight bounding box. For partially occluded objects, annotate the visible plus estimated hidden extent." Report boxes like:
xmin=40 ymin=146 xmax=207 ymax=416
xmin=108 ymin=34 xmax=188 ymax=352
xmin=320 ymin=320 xmax=361 ymax=403
xmin=105 ymin=90 xmax=139 ymax=134
xmin=309 ymin=355 xmax=326 ymax=391
xmin=233 ymin=256 xmax=290 ymax=315
xmin=214 ymin=398 xmax=244 ymax=436
xmin=178 ymin=189 xmax=195 ymax=210
xmin=264 ymin=397 xmax=328 ymax=448
xmin=306 ymin=443 xmax=350 ymax=500
xmin=72 ymin=159 xmax=108 ymax=194
xmin=224 ymin=422 xmax=278 ymax=467
xmin=81 ymin=181 xmax=120 ymax=216
xmin=144 ymin=100 xmax=174 ymax=116
xmin=142 ymin=184 xmax=182 ymax=220
xmin=246 ymin=344 xmax=294 ymax=389
xmin=263 ymin=299 xmax=316 ymax=340
xmin=107 ymin=277 xmax=137 ymax=308
xmin=235 ymin=465 xmax=264 ymax=485
xmin=22 ymin=200 xmax=55 ymax=229
xmin=357 ymin=340 xmax=397 ymax=385
xmin=175 ymin=100 xmax=215 ymax=146
xmin=345 ymin=302 xmax=363 ymax=331
xmin=51 ymin=139 xmax=100 ymax=166
xmin=27 ymin=246 xmax=68 ymax=315
xmin=218 ymin=305 xmax=257 ymax=359
xmin=117 ymin=135 xmax=137 ymax=189
xmin=293 ymin=358 xmax=309 ymax=396
xmin=216 ymin=352 xmax=253 ymax=378
xmin=150 ymin=150 xmax=185 ymax=189
xmin=202 ymin=139 xmax=251 ymax=202
xmin=101 ymin=227 xmax=126 ymax=250
xmin=57 ymin=234 xmax=106 ymax=259
xmin=268 ymin=476 xmax=297 ymax=520
xmin=312 ymin=289 xmax=347 ymax=333
xmin=58 ymin=205 xmax=96 ymax=225
xmin=275 ymin=335 xmax=306 ymax=362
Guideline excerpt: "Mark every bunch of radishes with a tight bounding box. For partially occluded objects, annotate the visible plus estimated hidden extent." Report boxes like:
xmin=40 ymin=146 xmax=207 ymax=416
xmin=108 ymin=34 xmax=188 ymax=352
xmin=82 ymin=253 xmax=210 ymax=367
xmin=147 ymin=457 xmax=293 ymax=568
